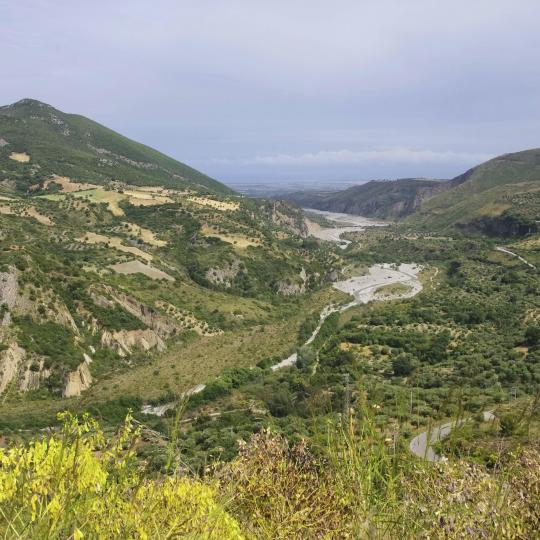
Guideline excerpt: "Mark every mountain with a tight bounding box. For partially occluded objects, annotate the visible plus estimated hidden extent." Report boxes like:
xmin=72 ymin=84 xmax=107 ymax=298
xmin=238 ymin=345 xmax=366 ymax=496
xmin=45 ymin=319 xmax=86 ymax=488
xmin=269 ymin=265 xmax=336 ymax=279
xmin=0 ymin=98 xmax=231 ymax=194
xmin=282 ymin=148 xmax=540 ymax=236
xmin=281 ymin=178 xmax=447 ymax=219
xmin=0 ymin=100 xmax=336 ymax=420
xmin=409 ymin=148 xmax=540 ymax=235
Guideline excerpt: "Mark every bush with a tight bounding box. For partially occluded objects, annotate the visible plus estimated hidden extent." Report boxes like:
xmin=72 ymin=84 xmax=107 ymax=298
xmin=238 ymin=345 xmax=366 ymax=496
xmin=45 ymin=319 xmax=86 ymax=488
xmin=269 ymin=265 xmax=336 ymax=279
xmin=0 ymin=413 xmax=243 ymax=539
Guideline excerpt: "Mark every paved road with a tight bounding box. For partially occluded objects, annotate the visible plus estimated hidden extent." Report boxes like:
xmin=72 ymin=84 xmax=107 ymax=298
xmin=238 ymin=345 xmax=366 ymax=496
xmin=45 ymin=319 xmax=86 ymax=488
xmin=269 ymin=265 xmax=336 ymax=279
xmin=495 ymin=246 xmax=536 ymax=269
xmin=409 ymin=411 xmax=495 ymax=462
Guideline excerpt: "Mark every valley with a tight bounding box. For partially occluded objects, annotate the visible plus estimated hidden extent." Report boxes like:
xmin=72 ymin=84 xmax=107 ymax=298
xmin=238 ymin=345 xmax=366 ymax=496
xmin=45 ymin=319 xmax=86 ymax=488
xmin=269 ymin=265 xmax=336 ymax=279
xmin=0 ymin=99 xmax=538 ymax=539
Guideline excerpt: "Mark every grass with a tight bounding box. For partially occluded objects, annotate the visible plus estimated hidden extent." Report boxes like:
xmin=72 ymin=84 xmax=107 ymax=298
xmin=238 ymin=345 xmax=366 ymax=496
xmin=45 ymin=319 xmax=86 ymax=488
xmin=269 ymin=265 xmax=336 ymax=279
xmin=77 ymin=231 xmax=154 ymax=261
xmin=375 ymin=282 xmax=411 ymax=297
xmin=0 ymin=98 xmax=232 ymax=194
xmin=43 ymin=188 xmax=127 ymax=216
xmin=2 ymin=408 xmax=538 ymax=538
xmin=0 ymin=286 xmax=345 ymax=428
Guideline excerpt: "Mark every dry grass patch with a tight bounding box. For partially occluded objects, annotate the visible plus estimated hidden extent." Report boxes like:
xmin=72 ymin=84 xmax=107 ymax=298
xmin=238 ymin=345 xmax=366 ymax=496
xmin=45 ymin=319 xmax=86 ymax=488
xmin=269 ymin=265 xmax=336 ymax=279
xmin=109 ymin=260 xmax=174 ymax=281
xmin=9 ymin=152 xmax=30 ymax=163
xmin=0 ymin=203 xmax=52 ymax=225
xmin=43 ymin=175 xmax=98 ymax=193
xmin=24 ymin=206 xmax=52 ymax=225
xmin=511 ymin=234 xmax=540 ymax=250
xmin=77 ymin=232 xmax=153 ymax=261
xmin=125 ymin=190 xmax=174 ymax=206
xmin=156 ymin=300 xmax=222 ymax=336
xmin=201 ymin=224 xmax=260 ymax=249
xmin=120 ymin=222 xmax=167 ymax=247
xmin=44 ymin=188 xmax=127 ymax=216
xmin=188 ymin=196 xmax=239 ymax=212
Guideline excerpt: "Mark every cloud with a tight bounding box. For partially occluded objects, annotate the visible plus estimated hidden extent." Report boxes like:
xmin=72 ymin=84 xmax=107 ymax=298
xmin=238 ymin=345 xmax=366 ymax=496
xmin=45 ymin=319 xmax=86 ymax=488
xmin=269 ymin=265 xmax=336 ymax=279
xmin=218 ymin=148 xmax=494 ymax=167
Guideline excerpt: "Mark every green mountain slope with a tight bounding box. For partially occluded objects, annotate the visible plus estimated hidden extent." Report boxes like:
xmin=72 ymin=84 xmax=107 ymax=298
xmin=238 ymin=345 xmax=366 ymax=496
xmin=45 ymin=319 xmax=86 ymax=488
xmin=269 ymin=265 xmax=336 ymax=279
xmin=0 ymin=98 xmax=231 ymax=194
xmin=283 ymin=148 xmax=540 ymax=236
xmin=0 ymin=101 xmax=340 ymax=420
xmin=409 ymin=148 xmax=540 ymax=234
xmin=282 ymin=178 xmax=447 ymax=219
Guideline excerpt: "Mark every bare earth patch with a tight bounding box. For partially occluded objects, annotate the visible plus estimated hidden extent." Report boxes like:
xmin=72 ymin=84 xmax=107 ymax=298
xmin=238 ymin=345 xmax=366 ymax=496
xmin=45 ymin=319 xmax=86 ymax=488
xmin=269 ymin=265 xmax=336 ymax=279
xmin=109 ymin=260 xmax=174 ymax=281
xmin=188 ymin=196 xmax=239 ymax=212
xmin=77 ymin=232 xmax=153 ymax=261
xmin=9 ymin=152 xmax=30 ymax=163
xmin=24 ymin=207 xmax=52 ymax=225
xmin=0 ymin=203 xmax=52 ymax=225
xmin=43 ymin=175 xmax=98 ymax=193
xmin=43 ymin=188 xmax=127 ymax=216
xmin=121 ymin=222 xmax=167 ymax=247
xmin=125 ymin=190 xmax=174 ymax=207
xmin=201 ymin=224 xmax=260 ymax=248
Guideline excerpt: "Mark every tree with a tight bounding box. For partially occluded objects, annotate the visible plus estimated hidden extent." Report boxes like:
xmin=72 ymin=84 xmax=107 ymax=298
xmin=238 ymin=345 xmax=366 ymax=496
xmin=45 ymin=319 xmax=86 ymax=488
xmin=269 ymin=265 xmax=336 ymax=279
xmin=392 ymin=354 xmax=415 ymax=376
xmin=525 ymin=325 xmax=540 ymax=347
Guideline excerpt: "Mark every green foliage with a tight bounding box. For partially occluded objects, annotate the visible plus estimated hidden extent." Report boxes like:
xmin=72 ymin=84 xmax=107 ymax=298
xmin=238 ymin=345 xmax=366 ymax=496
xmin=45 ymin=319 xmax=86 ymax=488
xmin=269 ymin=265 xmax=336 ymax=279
xmin=0 ymin=413 xmax=243 ymax=539
xmin=15 ymin=316 xmax=82 ymax=370
xmin=525 ymin=325 xmax=540 ymax=347
xmin=0 ymin=99 xmax=231 ymax=194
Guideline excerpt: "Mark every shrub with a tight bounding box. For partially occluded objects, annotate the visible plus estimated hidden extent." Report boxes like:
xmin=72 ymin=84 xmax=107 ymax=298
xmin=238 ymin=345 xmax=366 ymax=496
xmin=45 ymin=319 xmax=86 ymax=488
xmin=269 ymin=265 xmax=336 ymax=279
xmin=0 ymin=413 xmax=242 ymax=539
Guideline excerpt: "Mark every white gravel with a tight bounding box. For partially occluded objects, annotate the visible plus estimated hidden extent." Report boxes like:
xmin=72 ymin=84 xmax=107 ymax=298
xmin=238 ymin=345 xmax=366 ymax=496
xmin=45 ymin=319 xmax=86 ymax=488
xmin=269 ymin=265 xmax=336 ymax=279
xmin=333 ymin=263 xmax=423 ymax=307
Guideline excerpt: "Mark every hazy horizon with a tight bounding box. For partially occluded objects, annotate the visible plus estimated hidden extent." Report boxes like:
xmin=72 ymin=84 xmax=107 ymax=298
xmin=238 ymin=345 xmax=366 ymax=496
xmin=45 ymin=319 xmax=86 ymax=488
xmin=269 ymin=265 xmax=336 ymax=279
xmin=2 ymin=1 xmax=539 ymax=186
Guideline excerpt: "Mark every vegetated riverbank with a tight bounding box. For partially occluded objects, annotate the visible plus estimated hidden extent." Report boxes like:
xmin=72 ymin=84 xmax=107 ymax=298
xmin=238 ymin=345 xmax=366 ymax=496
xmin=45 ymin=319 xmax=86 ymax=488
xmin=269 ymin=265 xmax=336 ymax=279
xmin=142 ymin=211 xmax=423 ymax=415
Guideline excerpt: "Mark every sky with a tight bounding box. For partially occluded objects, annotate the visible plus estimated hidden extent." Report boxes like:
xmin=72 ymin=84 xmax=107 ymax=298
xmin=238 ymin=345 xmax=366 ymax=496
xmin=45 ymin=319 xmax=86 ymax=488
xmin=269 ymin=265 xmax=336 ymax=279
xmin=1 ymin=0 xmax=540 ymax=187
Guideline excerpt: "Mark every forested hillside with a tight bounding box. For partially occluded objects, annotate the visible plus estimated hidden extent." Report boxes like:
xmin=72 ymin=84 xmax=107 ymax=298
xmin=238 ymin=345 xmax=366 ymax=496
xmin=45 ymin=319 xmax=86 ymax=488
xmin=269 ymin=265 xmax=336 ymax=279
xmin=283 ymin=148 xmax=540 ymax=237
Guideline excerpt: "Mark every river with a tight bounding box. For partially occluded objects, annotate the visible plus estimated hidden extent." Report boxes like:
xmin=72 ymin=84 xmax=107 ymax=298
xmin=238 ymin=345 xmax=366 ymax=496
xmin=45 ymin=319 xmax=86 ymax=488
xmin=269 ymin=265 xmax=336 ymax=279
xmin=142 ymin=210 xmax=423 ymax=415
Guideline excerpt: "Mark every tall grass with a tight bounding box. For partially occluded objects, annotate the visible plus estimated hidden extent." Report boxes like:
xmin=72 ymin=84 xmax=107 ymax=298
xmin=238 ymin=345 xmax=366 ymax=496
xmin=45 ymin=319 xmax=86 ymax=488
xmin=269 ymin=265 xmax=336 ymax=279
xmin=0 ymin=404 xmax=538 ymax=538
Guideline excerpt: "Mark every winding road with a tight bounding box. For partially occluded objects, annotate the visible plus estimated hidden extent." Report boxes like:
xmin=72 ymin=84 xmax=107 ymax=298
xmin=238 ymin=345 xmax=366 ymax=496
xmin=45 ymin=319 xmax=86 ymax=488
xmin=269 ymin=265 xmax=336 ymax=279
xmin=409 ymin=411 xmax=495 ymax=461
xmin=495 ymin=246 xmax=536 ymax=269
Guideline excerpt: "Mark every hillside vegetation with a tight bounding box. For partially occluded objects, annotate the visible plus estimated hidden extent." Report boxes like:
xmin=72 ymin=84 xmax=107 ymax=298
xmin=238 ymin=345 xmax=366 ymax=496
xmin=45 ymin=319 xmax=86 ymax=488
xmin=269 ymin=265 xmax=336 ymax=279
xmin=283 ymin=178 xmax=447 ymax=219
xmin=283 ymin=148 xmax=540 ymax=236
xmin=1 ymin=411 xmax=538 ymax=539
xmin=1 ymin=101 xmax=539 ymax=538
xmin=410 ymin=148 xmax=540 ymax=235
xmin=0 ymin=99 xmax=340 ymax=421
xmin=0 ymin=99 xmax=230 ymax=193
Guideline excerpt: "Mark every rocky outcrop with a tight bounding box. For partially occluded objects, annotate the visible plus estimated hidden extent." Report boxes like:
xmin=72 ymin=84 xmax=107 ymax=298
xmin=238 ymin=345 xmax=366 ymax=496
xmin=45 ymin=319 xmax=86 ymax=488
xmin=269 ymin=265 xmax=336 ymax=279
xmin=90 ymin=285 xmax=179 ymax=336
xmin=206 ymin=260 xmax=241 ymax=288
xmin=19 ymin=361 xmax=51 ymax=392
xmin=267 ymin=201 xmax=308 ymax=237
xmin=63 ymin=360 xmax=92 ymax=397
xmin=101 ymin=329 xmax=165 ymax=357
xmin=0 ymin=343 xmax=53 ymax=394
xmin=0 ymin=343 xmax=25 ymax=394
xmin=277 ymin=267 xmax=308 ymax=296
xmin=0 ymin=270 xmax=18 ymax=310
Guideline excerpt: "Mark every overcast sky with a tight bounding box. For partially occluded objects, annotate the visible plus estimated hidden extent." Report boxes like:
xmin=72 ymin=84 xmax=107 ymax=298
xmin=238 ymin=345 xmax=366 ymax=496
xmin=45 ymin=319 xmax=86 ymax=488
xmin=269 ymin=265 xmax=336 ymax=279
xmin=2 ymin=1 xmax=540 ymax=186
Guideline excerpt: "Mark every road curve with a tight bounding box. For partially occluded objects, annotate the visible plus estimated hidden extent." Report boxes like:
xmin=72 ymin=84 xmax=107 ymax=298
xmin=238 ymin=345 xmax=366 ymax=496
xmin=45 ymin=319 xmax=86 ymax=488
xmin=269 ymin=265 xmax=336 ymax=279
xmin=495 ymin=246 xmax=536 ymax=269
xmin=409 ymin=411 xmax=495 ymax=462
